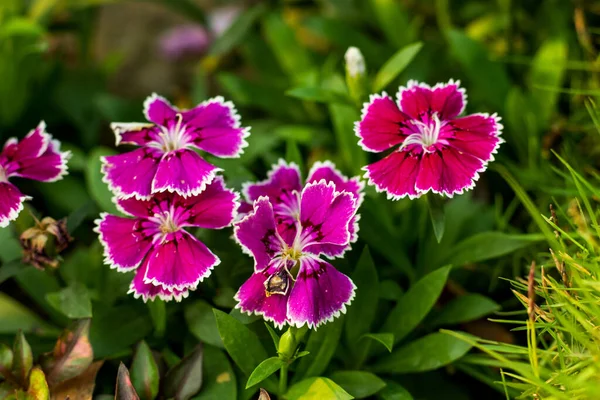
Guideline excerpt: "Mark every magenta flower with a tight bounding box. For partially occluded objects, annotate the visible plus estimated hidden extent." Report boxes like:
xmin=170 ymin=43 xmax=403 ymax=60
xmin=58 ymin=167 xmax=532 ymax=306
xmin=234 ymin=181 xmax=358 ymax=329
xmin=0 ymin=122 xmax=70 ymax=227
xmin=241 ymin=160 xmax=364 ymax=258
xmin=94 ymin=177 xmax=238 ymax=302
xmin=102 ymin=94 xmax=250 ymax=200
xmin=356 ymin=80 xmax=503 ymax=199
xmin=158 ymin=24 xmax=211 ymax=61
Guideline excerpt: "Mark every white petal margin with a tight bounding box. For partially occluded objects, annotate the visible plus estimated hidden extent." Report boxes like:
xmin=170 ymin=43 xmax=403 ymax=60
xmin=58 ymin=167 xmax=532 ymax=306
xmin=233 ymin=285 xmax=287 ymax=330
xmin=100 ymin=155 xmax=152 ymax=201
xmin=307 ymin=159 xmax=366 ymax=208
xmin=240 ymin=158 xmax=302 ymax=203
xmin=354 ymin=92 xmax=393 ymax=153
xmin=396 ymin=78 xmax=468 ymax=117
xmin=362 ymin=163 xmax=423 ymax=201
xmin=198 ymin=95 xmax=251 ymax=158
xmin=45 ymin=139 xmax=72 ymax=183
xmin=93 ymin=212 xmax=142 ymax=272
xmin=111 ymin=122 xmax=155 ymax=146
xmin=150 ymin=162 xmax=222 ymax=199
xmin=129 ymin=281 xmax=190 ymax=303
xmin=0 ymin=190 xmax=31 ymax=228
xmin=143 ymin=92 xmax=176 ymax=123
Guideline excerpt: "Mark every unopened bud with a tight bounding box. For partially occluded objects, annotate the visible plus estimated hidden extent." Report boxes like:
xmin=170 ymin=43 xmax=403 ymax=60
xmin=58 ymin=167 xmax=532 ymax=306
xmin=344 ymin=47 xmax=368 ymax=106
xmin=278 ymin=330 xmax=297 ymax=360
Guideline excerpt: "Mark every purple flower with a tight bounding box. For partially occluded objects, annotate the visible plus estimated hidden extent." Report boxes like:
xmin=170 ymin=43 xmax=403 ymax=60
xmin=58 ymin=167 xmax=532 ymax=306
xmin=158 ymin=24 xmax=211 ymax=61
xmin=102 ymin=94 xmax=250 ymax=200
xmin=356 ymin=80 xmax=503 ymax=199
xmin=94 ymin=177 xmax=238 ymax=302
xmin=234 ymin=181 xmax=358 ymax=329
xmin=0 ymin=122 xmax=70 ymax=227
xmin=241 ymin=160 xmax=364 ymax=258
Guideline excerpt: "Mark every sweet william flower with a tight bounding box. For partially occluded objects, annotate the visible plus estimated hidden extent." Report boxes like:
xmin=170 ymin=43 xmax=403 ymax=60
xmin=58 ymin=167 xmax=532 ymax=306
xmin=95 ymin=177 xmax=238 ymax=301
xmin=356 ymin=79 xmax=503 ymax=199
xmin=241 ymin=160 xmax=364 ymax=258
xmin=103 ymin=94 xmax=250 ymax=200
xmin=234 ymin=181 xmax=358 ymax=329
xmin=0 ymin=122 xmax=70 ymax=227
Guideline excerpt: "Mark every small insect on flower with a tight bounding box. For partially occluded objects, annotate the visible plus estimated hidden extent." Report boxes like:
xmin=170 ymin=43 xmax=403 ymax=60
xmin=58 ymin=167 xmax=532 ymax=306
xmin=234 ymin=180 xmax=359 ymax=329
xmin=103 ymin=94 xmax=250 ymax=200
xmin=95 ymin=177 xmax=238 ymax=302
xmin=21 ymin=216 xmax=72 ymax=270
xmin=0 ymin=122 xmax=70 ymax=228
xmin=356 ymin=80 xmax=503 ymax=199
xmin=240 ymin=160 xmax=364 ymax=258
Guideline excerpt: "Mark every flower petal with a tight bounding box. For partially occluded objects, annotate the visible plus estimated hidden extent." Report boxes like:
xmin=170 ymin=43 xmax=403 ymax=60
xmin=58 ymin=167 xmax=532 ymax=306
xmin=8 ymin=139 xmax=70 ymax=182
xmin=448 ymin=113 xmax=503 ymax=162
xmin=151 ymin=149 xmax=221 ymax=197
xmin=94 ymin=213 xmax=153 ymax=271
xmin=415 ymin=149 xmax=484 ymax=197
xmin=364 ymin=151 xmax=421 ymax=200
xmin=178 ymin=176 xmax=238 ymax=229
xmin=1 ymin=122 xmax=49 ymax=161
xmin=242 ymin=159 xmax=302 ymax=204
xmin=144 ymin=230 xmax=219 ymax=290
xmin=111 ymin=123 xmax=160 ymax=146
xmin=287 ymin=258 xmax=355 ymax=329
xmin=300 ymin=181 xmax=356 ymax=252
xmin=130 ymin=258 xmax=189 ymax=302
xmin=234 ymin=197 xmax=283 ymax=272
xmin=355 ymin=93 xmax=407 ymax=152
xmin=102 ymin=147 xmax=161 ymax=199
xmin=306 ymin=160 xmax=365 ymax=206
xmin=182 ymin=96 xmax=250 ymax=158
xmin=0 ymin=182 xmax=29 ymax=228
xmin=144 ymin=94 xmax=178 ymax=126
xmin=234 ymin=267 xmax=289 ymax=329
xmin=397 ymin=79 xmax=466 ymax=120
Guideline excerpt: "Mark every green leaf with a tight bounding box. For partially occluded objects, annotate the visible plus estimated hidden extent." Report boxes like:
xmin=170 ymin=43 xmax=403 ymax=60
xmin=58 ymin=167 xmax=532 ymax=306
xmin=286 ymin=377 xmax=353 ymax=400
xmin=372 ymin=42 xmax=423 ymax=92
xmin=285 ymin=140 xmax=304 ymax=177
xmin=345 ymin=247 xmax=379 ymax=346
xmin=381 ymin=266 xmax=451 ymax=345
xmin=369 ymin=0 xmax=413 ymax=47
xmin=46 ymin=283 xmax=92 ymax=319
xmin=447 ymin=30 xmax=509 ymax=110
xmin=213 ymin=309 xmax=268 ymax=377
xmin=146 ymin=299 xmax=166 ymax=337
xmin=429 ymin=294 xmax=500 ymax=327
xmin=0 ymin=344 xmax=13 ymax=378
xmin=130 ymin=341 xmax=159 ymax=400
xmin=360 ymin=333 xmax=394 ymax=353
xmin=264 ymin=323 xmax=281 ymax=350
xmin=379 ymin=382 xmax=414 ymax=400
xmin=286 ymin=87 xmax=352 ymax=105
xmin=185 ymin=300 xmax=224 ymax=348
xmin=12 ymin=332 xmax=33 ymax=385
xmin=529 ymin=37 xmax=567 ymax=130
xmin=0 ymin=17 xmax=44 ymax=38
xmin=440 ymin=232 xmax=542 ymax=266
xmin=426 ymin=194 xmax=446 ymax=243
xmin=372 ymin=332 xmax=472 ymax=374
xmin=164 ymin=344 xmax=204 ymax=400
xmin=27 ymin=367 xmax=49 ymax=400
xmin=85 ymin=147 xmax=119 ymax=214
xmin=329 ymin=371 xmax=386 ymax=398
xmin=209 ymin=4 xmax=266 ymax=56
xmin=295 ymin=317 xmax=344 ymax=379
xmin=0 ymin=293 xmax=53 ymax=334
xmin=193 ymin=345 xmax=237 ymax=400
xmin=245 ymin=357 xmax=285 ymax=389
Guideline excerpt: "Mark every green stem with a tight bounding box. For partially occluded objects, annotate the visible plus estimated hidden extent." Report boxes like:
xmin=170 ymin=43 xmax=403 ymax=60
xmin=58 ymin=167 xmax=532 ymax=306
xmin=279 ymin=363 xmax=289 ymax=396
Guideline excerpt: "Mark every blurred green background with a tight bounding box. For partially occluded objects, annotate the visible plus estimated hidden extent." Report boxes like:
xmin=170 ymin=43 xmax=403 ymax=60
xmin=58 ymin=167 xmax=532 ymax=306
xmin=1 ymin=0 xmax=600 ymax=399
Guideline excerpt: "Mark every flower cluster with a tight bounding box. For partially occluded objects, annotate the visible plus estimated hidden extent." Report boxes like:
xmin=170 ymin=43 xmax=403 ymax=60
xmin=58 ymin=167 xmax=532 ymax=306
xmin=356 ymin=79 xmax=503 ymax=199
xmin=0 ymin=122 xmax=70 ymax=227
xmin=96 ymin=94 xmax=247 ymax=301
xmin=234 ymin=161 xmax=364 ymax=328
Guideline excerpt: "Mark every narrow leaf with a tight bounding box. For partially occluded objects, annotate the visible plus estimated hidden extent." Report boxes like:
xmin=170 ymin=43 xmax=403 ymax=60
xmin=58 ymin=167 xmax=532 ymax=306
xmin=194 ymin=345 xmax=237 ymax=400
xmin=426 ymin=194 xmax=446 ymax=243
xmin=286 ymin=377 xmax=353 ymax=400
xmin=245 ymin=357 xmax=285 ymax=389
xmin=429 ymin=294 xmax=500 ymax=327
xmin=379 ymin=381 xmax=414 ymax=400
xmin=286 ymin=87 xmax=352 ymax=105
xmin=12 ymin=332 xmax=33 ymax=385
xmin=115 ymin=363 xmax=140 ymax=400
xmin=329 ymin=371 xmax=386 ymax=398
xmin=164 ymin=344 xmax=204 ymax=400
xmin=27 ymin=367 xmax=49 ymax=400
xmin=146 ymin=299 xmax=166 ymax=337
xmin=381 ymin=266 xmax=451 ymax=345
xmin=360 ymin=333 xmax=394 ymax=353
xmin=46 ymin=283 xmax=92 ymax=319
xmin=46 ymin=319 xmax=93 ymax=386
xmin=373 ymin=42 xmax=423 ymax=92
xmin=130 ymin=341 xmax=159 ymax=400
xmin=185 ymin=300 xmax=223 ymax=348
xmin=295 ymin=317 xmax=344 ymax=379
xmin=372 ymin=332 xmax=472 ymax=374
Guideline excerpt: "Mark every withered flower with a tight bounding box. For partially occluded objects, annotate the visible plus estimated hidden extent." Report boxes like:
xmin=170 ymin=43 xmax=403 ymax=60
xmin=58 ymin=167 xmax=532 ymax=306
xmin=20 ymin=216 xmax=72 ymax=270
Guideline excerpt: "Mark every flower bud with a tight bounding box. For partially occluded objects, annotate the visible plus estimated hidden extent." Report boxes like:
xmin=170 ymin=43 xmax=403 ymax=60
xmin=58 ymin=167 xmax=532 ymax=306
xmin=277 ymin=330 xmax=297 ymax=360
xmin=344 ymin=46 xmax=368 ymax=105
